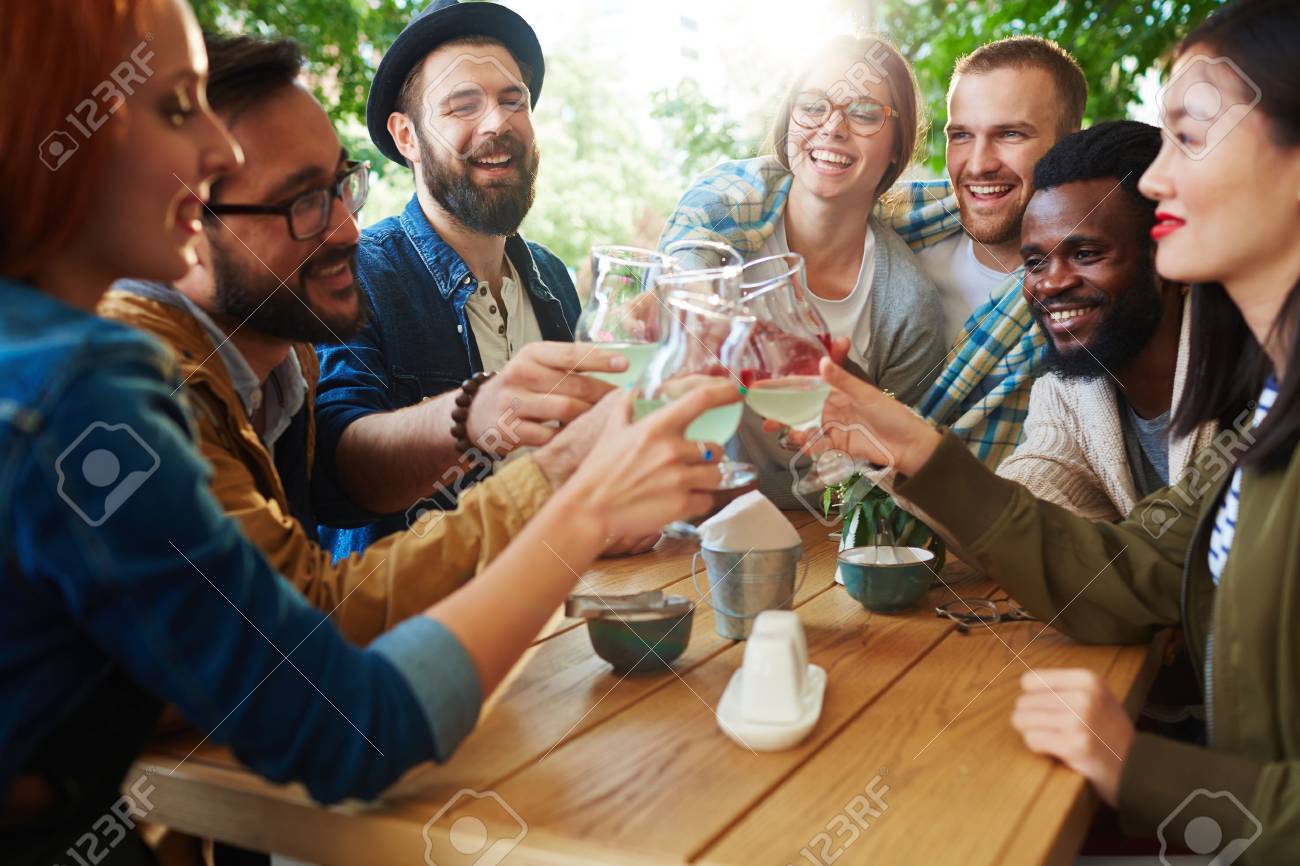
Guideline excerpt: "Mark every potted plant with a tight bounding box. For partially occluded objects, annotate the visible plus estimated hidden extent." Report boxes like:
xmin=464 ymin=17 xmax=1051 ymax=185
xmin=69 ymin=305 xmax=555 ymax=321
xmin=825 ymin=474 xmax=946 ymax=581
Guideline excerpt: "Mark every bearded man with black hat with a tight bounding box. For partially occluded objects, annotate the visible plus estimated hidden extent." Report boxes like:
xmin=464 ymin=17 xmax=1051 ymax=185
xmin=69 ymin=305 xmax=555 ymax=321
xmin=314 ymin=0 xmax=639 ymax=559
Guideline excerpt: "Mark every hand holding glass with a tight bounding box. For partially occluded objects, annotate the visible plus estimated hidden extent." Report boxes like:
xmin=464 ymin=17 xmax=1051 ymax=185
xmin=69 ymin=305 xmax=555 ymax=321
xmin=632 ymin=291 xmax=756 ymax=489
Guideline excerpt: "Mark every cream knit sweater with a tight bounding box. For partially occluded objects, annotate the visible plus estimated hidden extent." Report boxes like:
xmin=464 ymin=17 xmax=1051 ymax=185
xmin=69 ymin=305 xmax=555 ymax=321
xmin=996 ymin=296 xmax=1218 ymax=522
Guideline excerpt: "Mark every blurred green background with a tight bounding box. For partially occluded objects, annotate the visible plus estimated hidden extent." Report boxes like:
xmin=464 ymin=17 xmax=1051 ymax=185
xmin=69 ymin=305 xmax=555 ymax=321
xmin=194 ymin=0 xmax=1225 ymax=280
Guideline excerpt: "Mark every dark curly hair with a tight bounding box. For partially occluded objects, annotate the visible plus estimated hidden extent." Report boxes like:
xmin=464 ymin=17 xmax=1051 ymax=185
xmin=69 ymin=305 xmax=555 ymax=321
xmin=1032 ymin=120 xmax=1163 ymax=241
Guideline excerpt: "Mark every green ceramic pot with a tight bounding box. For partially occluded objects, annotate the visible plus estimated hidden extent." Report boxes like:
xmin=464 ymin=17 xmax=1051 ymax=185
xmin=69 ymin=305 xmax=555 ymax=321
xmin=838 ymin=546 xmax=935 ymax=613
xmin=585 ymin=600 xmax=694 ymax=674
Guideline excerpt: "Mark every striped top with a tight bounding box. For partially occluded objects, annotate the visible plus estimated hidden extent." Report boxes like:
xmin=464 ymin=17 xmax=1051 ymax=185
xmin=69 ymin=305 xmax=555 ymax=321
xmin=1207 ymin=377 xmax=1278 ymax=583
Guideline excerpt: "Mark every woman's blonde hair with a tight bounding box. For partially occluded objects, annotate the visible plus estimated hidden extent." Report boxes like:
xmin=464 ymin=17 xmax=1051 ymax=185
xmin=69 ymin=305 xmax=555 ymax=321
xmin=765 ymin=35 xmax=925 ymax=197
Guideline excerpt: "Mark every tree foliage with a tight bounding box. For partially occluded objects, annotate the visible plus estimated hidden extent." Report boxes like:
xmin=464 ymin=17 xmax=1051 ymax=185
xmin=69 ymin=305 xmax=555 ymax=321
xmin=866 ymin=0 xmax=1227 ymax=169
xmin=519 ymin=34 xmax=680 ymax=272
xmin=191 ymin=0 xmax=1227 ymax=264
xmin=650 ymin=79 xmax=750 ymax=190
xmin=192 ymin=0 xmax=413 ymax=125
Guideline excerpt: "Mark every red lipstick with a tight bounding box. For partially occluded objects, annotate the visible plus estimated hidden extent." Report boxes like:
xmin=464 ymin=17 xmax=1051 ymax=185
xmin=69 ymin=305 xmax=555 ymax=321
xmin=1151 ymin=211 xmax=1185 ymax=241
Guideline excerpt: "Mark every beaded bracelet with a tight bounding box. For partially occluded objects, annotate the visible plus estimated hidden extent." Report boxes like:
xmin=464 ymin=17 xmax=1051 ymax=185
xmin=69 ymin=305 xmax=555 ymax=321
xmin=450 ymin=371 xmax=496 ymax=455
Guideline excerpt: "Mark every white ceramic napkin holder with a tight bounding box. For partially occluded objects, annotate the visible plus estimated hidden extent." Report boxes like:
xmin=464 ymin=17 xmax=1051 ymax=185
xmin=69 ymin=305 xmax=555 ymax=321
xmin=716 ymin=610 xmax=825 ymax=751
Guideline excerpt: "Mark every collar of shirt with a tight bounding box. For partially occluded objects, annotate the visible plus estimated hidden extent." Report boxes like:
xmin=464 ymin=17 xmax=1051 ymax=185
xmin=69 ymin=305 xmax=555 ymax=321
xmin=122 ymin=280 xmax=306 ymax=452
xmin=397 ymin=195 xmax=557 ymax=305
xmin=465 ymin=255 xmax=539 ymax=370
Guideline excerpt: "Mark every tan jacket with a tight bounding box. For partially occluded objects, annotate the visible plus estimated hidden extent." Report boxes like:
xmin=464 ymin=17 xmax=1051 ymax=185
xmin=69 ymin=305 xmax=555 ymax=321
xmin=996 ymin=296 xmax=1217 ymax=521
xmin=99 ymin=287 xmax=553 ymax=644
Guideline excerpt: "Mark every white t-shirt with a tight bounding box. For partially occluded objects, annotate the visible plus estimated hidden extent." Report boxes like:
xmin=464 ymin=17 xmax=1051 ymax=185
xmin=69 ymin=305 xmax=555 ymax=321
xmin=760 ymin=214 xmax=876 ymax=368
xmin=464 ymin=256 xmax=543 ymax=374
xmin=917 ymin=233 xmax=1010 ymax=343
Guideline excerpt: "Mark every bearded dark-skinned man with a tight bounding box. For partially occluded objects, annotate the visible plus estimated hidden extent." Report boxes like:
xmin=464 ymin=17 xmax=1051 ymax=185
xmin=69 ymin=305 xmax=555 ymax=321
xmin=996 ymin=120 xmax=1220 ymax=522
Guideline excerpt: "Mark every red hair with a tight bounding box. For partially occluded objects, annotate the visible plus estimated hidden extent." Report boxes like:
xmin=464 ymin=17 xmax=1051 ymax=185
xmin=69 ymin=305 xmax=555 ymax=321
xmin=0 ymin=1 xmax=142 ymax=280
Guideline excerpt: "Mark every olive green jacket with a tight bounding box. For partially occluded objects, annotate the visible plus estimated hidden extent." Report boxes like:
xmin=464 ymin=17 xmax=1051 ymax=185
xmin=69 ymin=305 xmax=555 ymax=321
xmin=897 ymin=430 xmax=1296 ymax=862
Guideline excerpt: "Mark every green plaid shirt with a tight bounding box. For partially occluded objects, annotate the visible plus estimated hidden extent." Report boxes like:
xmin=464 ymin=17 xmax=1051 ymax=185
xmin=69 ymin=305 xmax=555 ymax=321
xmin=659 ymin=158 xmax=1046 ymax=467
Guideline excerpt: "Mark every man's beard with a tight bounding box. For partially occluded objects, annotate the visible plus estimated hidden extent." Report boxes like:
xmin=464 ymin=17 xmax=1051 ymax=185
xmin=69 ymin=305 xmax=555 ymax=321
xmin=419 ymin=133 xmax=538 ymax=237
xmin=1038 ymin=262 xmax=1165 ymax=381
xmin=955 ymin=170 xmax=1027 ymax=246
xmin=209 ymin=240 xmax=368 ymax=344
xmin=962 ymin=202 xmax=1023 ymax=246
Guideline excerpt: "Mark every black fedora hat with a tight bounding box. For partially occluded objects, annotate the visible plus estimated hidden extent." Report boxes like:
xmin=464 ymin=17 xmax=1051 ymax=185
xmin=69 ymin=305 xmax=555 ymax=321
xmin=366 ymin=0 xmax=545 ymax=165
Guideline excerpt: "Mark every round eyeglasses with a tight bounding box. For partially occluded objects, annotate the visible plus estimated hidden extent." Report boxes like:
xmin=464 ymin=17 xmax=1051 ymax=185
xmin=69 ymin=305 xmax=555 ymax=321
xmin=791 ymin=92 xmax=895 ymax=137
xmin=207 ymin=160 xmax=370 ymax=241
xmin=935 ymin=598 xmax=1037 ymax=635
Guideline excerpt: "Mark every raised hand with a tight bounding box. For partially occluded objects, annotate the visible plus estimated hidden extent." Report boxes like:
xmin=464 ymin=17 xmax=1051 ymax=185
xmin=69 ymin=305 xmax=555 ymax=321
xmin=773 ymin=357 xmax=942 ymax=477
xmin=561 ymin=383 xmax=740 ymax=540
xmin=466 ymin=342 xmax=624 ymax=454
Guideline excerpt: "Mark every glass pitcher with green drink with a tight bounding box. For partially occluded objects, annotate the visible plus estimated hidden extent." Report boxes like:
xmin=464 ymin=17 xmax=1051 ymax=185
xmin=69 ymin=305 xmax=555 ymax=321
xmin=632 ymin=289 xmax=757 ymax=489
xmin=575 ymin=246 xmax=675 ymax=387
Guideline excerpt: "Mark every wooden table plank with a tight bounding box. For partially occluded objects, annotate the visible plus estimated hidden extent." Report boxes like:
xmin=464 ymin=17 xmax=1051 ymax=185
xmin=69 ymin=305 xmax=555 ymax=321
xmin=449 ymin=575 xmax=992 ymax=861
xmin=128 ymin=523 xmax=1158 ymax=866
xmin=698 ymin=620 xmax=1164 ymax=866
xmin=993 ymin=630 xmax=1167 ymax=866
xmin=135 ymin=515 xmax=845 ymax=853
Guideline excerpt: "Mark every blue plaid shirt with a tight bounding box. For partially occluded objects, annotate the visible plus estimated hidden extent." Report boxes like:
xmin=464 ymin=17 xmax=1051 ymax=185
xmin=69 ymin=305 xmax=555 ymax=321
xmin=659 ymin=159 xmax=1046 ymax=466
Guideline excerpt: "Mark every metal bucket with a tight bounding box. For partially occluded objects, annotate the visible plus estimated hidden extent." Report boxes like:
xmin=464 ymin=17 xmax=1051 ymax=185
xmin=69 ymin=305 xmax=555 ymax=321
xmin=690 ymin=544 xmax=807 ymax=639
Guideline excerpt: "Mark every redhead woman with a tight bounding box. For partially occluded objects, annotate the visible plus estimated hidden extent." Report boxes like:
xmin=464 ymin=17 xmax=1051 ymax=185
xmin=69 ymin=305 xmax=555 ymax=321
xmin=0 ymin=2 xmax=732 ymax=862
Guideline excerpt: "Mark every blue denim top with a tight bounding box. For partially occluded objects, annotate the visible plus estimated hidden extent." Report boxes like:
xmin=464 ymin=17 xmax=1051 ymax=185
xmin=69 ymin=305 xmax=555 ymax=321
xmin=0 ymin=278 xmax=481 ymax=805
xmin=314 ymin=195 xmax=580 ymax=558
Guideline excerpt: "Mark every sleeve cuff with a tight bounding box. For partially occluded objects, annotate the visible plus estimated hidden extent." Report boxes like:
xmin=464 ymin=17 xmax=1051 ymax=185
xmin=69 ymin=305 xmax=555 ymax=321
xmin=369 ymin=615 xmax=483 ymax=763
xmin=1117 ymin=732 xmax=1263 ymax=840
xmin=894 ymin=431 xmax=1018 ymax=548
xmin=488 ymin=455 xmax=553 ymax=521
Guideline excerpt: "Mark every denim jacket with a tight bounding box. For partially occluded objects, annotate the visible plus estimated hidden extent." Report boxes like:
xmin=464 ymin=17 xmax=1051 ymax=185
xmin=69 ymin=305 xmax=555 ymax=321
xmin=314 ymin=195 xmax=580 ymax=558
xmin=0 ymin=279 xmax=480 ymax=808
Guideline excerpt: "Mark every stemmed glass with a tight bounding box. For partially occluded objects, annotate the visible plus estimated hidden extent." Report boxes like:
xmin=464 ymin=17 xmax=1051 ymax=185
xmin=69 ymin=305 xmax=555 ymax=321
xmin=737 ymin=253 xmax=855 ymax=495
xmin=575 ymin=246 xmax=675 ymax=387
xmin=631 ymin=289 xmax=758 ymax=490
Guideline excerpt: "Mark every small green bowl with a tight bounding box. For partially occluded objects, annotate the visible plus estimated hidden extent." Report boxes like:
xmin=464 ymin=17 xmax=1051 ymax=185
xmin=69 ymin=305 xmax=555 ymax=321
xmin=585 ymin=599 xmax=694 ymax=674
xmin=838 ymin=546 xmax=935 ymax=613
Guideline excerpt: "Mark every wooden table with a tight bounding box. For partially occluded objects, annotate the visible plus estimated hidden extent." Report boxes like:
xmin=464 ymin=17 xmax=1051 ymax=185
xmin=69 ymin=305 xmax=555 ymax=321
xmin=129 ymin=512 xmax=1164 ymax=865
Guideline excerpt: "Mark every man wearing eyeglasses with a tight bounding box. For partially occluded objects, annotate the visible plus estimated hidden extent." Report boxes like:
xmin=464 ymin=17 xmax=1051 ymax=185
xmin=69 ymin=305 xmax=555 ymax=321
xmin=99 ymin=33 xmax=608 ymax=654
xmin=311 ymin=0 xmax=634 ymax=560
